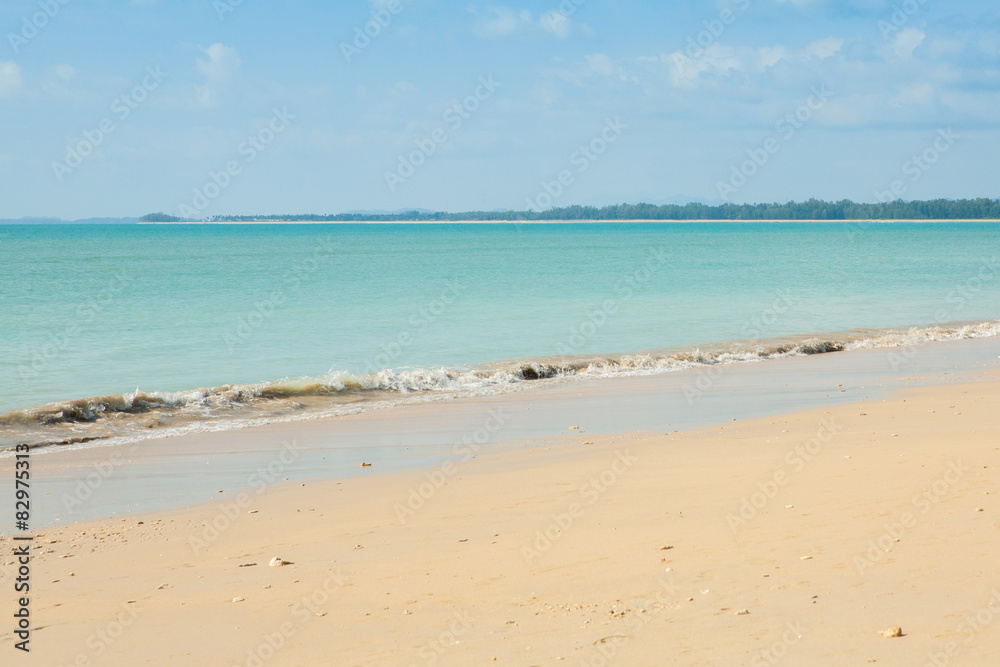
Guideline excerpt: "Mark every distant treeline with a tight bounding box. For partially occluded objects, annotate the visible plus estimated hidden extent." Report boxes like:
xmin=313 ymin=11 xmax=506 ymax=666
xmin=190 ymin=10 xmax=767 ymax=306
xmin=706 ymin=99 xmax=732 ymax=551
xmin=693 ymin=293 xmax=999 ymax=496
xmin=207 ymin=198 xmax=1000 ymax=222
xmin=139 ymin=212 xmax=183 ymax=222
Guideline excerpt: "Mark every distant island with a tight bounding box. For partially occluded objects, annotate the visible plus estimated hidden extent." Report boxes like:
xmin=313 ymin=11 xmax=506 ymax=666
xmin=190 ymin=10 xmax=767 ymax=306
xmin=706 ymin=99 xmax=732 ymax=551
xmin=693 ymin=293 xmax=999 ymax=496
xmin=202 ymin=198 xmax=1000 ymax=222
xmin=139 ymin=213 xmax=184 ymax=223
xmin=5 ymin=198 xmax=1000 ymax=225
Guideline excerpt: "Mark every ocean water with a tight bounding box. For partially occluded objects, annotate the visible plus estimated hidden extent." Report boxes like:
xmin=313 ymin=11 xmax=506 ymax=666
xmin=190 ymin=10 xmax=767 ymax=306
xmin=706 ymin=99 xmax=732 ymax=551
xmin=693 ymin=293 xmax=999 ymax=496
xmin=1 ymin=222 xmax=998 ymax=448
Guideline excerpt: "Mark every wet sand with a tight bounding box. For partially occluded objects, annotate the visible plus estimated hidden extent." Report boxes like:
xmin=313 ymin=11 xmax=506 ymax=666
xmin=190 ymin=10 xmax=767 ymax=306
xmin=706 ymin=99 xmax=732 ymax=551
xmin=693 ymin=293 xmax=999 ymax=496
xmin=20 ymin=336 xmax=1000 ymax=525
xmin=1 ymin=341 xmax=999 ymax=665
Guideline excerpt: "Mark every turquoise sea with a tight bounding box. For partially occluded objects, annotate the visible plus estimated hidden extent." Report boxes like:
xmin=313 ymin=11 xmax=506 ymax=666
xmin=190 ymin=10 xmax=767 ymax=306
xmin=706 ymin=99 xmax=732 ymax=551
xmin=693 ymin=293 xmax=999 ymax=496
xmin=1 ymin=222 xmax=998 ymax=448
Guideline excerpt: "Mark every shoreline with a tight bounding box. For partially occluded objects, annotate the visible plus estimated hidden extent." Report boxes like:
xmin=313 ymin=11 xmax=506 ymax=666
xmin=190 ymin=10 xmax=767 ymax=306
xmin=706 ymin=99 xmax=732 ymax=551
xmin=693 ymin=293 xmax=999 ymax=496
xmin=5 ymin=319 xmax=999 ymax=454
xmin=2 ymin=367 xmax=998 ymax=664
xmin=16 ymin=335 xmax=1000 ymax=527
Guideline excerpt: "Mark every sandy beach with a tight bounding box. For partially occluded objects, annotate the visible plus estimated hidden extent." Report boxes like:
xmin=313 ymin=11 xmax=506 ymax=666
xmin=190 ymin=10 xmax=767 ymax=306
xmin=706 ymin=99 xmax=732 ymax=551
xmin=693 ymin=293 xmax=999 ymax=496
xmin=3 ymin=357 xmax=998 ymax=665
xmin=7 ymin=0 xmax=1000 ymax=663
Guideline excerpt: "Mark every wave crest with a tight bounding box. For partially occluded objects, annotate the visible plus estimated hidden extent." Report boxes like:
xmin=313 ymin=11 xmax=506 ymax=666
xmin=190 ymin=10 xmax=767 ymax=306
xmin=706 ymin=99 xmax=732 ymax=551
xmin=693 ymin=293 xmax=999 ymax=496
xmin=3 ymin=319 xmax=998 ymax=449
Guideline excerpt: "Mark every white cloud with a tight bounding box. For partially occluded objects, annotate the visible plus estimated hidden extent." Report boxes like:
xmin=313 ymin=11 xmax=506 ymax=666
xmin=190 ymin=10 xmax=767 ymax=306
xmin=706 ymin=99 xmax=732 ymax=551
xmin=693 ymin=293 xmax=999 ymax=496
xmin=474 ymin=6 xmax=531 ymax=38
xmin=539 ymin=10 xmax=572 ymax=39
xmin=474 ymin=5 xmax=575 ymax=39
xmin=40 ymin=64 xmax=84 ymax=102
xmin=0 ymin=61 xmax=22 ymax=96
xmin=552 ymin=25 xmax=992 ymax=132
xmin=759 ymin=46 xmax=790 ymax=69
xmin=659 ymin=37 xmax=844 ymax=87
xmin=197 ymin=43 xmax=241 ymax=82
xmin=891 ymin=82 xmax=935 ymax=108
xmin=805 ymin=37 xmax=844 ymax=60
xmin=582 ymin=53 xmax=643 ymax=83
xmin=754 ymin=38 xmax=841 ymax=72
xmin=194 ymin=87 xmax=218 ymax=108
xmin=892 ymin=28 xmax=926 ymax=60
xmin=194 ymin=44 xmax=241 ymax=108
xmin=667 ymin=44 xmax=745 ymax=87
xmin=585 ymin=53 xmax=615 ymax=76
xmin=52 ymin=64 xmax=75 ymax=81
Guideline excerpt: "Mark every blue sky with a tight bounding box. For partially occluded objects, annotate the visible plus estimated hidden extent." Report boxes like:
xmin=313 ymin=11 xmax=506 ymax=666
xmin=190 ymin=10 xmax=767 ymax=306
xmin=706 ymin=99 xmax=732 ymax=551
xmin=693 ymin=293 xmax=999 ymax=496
xmin=0 ymin=0 xmax=997 ymax=218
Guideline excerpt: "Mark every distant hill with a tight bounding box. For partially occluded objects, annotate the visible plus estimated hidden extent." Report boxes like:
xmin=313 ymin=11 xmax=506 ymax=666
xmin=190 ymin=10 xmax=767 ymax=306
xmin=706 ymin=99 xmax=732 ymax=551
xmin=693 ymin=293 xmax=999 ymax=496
xmin=138 ymin=213 xmax=183 ymax=223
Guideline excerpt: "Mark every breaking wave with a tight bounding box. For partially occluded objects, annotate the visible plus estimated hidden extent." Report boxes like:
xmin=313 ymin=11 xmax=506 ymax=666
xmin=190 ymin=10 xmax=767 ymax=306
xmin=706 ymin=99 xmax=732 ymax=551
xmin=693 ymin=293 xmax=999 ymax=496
xmin=3 ymin=319 xmax=998 ymax=451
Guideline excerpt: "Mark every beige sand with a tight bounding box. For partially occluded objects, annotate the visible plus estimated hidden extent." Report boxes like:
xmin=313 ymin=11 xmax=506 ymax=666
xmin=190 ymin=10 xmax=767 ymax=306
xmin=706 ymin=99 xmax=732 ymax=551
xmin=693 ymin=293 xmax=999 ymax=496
xmin=3 ymin=377 xmax=999 ymax=666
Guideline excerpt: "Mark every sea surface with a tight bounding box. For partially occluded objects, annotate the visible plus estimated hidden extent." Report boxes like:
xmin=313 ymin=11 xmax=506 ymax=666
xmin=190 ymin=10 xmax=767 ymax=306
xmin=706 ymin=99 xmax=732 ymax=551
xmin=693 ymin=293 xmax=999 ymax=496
xmin=2 ymin=222 xmax=998 ymax=449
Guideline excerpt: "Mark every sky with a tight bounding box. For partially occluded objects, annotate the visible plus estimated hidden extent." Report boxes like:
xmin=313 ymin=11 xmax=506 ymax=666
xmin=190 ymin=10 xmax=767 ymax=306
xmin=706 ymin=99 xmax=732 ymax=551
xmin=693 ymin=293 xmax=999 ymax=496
xmin=0 ymin=0 xmax=997 ymax=219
